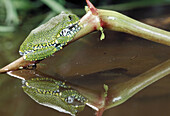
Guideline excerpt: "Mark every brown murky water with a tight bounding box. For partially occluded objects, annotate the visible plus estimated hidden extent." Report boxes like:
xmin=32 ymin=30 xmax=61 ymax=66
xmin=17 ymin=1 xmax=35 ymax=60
xmin=0 ymin=6 xmax=170 ymax=116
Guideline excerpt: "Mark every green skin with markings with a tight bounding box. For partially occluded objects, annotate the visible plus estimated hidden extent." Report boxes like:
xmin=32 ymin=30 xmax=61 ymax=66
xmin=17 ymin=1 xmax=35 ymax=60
xmin=22 ymin=78 xmax=87 ymax=115
xmin=19 ymin=12 xmax=81 ymax=61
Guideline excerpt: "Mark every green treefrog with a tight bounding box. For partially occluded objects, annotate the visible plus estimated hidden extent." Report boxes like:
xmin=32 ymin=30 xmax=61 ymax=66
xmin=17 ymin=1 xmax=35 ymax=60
xmin=22 ymin=77 xmax=87 ymax=116
xmin=19 ymin=12 xmax=81 ymax=61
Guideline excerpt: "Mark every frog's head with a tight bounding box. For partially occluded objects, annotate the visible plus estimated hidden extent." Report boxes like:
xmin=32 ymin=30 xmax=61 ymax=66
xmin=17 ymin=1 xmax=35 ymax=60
xmin=22 ymin=78 xmax=87 ymax=116
xmin=19 ymin=12 xmax=81 ymax=61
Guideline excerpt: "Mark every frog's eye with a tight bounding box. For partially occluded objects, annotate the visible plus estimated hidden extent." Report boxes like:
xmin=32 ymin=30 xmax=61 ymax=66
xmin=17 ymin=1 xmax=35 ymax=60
xmin=68 ymin=15 xmax=72 ymax=21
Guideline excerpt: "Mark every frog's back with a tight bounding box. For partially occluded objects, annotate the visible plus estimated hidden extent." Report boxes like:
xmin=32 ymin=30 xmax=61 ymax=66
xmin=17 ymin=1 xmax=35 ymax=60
xmin=19 ymin=12 xmax=80 ymax=61
xmin=20 ymin=12 xmax=69 ymax=51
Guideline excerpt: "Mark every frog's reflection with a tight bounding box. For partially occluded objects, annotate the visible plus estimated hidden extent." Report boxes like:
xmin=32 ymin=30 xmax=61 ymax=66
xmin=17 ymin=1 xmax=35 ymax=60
xmin=6 ymin=59 xmax=170 ymax=116
xmin=22 ymin=77 xmax=87 ymax=116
